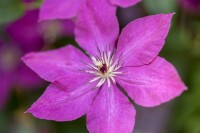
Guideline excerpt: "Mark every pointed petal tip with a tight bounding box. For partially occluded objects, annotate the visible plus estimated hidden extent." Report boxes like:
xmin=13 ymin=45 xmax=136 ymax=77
xmin=25 ymin=106 xmax=58 ymax=121
xmin=156 ymin=12 xmax=175 ymax=19
xmin=167 ymin=12 xmax=175 ymax=18
xmin=143 ymin=85 xmax=187 ymax=108
xmin=116 ymin=57 xmax=187 ymax=108
xmin=21 ymin=54 xmax=28 ymax=63
xmin=21 ymin=52 xmax=34 ymax=63
xmin=24 ymin=109 xmax=30 ymax=114
xmin=179 ymin=80 xmax=188 ymax=91
xmin=161 ymin=12 xmax=175 ymax=20
xmin=184 ymin=86 xmax=188 ymax=90
xmin=116 ymin=13 xmax=175 ymax=66
xmin=151 ymin=12 xmax=175 ymax=19
xmin=25 ymin=106 xmax=35 ymax=114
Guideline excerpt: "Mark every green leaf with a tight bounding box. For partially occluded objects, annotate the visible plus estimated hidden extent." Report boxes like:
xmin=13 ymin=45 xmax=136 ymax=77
xmin=34 ymin=0 xmax=43 ymax=8
xmin=0 ymin=0 xmax=25 ymax=25
xmin=143 ymin=0 xmax=177 ymax=14
xmin=0 ymin=112 xmax=7 ymax=132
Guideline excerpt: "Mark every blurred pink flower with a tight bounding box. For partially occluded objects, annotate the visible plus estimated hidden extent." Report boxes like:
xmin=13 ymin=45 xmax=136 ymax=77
xmin=6 ymin=10 xmax=44 ymax=53
xmin=40 ymin=19 xmax=75 ymax=42
xmin=23 ymin=0 xmax=36 ymax=3
xmin=22 ymin=0 xmax=75 ymax=38
xmin=39 ymin=0 xmax=141 ymax=21
xmin=0 ymin=10 xmax=44 ymax=109
xmin=22 ymin=0 xmax=186 ymax=132
xmin=179 ymin=0 xmax=200 ymax=14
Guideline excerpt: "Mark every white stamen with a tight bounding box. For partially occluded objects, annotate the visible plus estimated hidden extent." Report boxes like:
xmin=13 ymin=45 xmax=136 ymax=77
xmin=96 ymin=78 xmax=106 ymax=87
xmin=84 ymin=51 xmax=122 ymax=88
xmin=89 ymin=76 xmax=101 ymax=82
xmin=114 ymin=65 xmax=121 ymax=71
xmin=85 ymin=70 xmax=96 ymax=74
xmin=107 ymin=77 xmax=111 ymax=88
xmin=91 ymin=56 xmax=98 ymax=65
xmin=110 ymin=76 xmax=116 ymax=84
xmin=87 ymin=64 xmax=99 ymax=71
xmin=104 ymin=52 xmax=108 ymax=65
xmin=112 ymin=71 xmax=122 ymax=75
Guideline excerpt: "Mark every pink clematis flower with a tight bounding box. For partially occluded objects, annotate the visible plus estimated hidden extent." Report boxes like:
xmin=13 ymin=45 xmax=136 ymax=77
xmin=22 ymin=0 xmax=186 ymax=132
xmin=39 ymin=0 xmax=141 ymax=21
xmin=0 ymin=10 xmax=44 ymax=109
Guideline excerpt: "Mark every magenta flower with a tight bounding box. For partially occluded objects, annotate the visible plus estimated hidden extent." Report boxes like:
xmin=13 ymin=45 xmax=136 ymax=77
xmin=23 ymin=0 xmax=35 ymax=2
xmin=22 ymin=0 xmax=186 ymax=132
xmin=0 ymin=10 xmax=44 ymax=109
xmin=179 ymin=0 xmax=200 ymax=14
xmin=6 ymin=10 xmax=44 ymax=53
xmin=39 ymin=0 xmax=141 ymax=21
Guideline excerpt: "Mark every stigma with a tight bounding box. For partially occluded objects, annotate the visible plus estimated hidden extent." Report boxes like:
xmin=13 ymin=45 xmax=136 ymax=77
xmin=84 ymin=51 xmax=122 ymax=88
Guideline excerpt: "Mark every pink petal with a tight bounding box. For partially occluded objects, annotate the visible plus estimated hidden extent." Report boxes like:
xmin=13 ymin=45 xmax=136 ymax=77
xmin=116 ymin=13 xmax=174 ymax=66
xmin=109 ymin=0 xmax=141 ymax=7
xmin=39 ymin=0 xmax=83 ymax=21
xmin=27 ymin=82 xmax=98 ymax=121
xmin=75 ymin=0 xmax=119 ymax=56
xmin=22 ymin=45 xmax=90 ymax=82
xmin=116 ymin=57 xmax=187 ymax=107
xmin=53 ymin=72 xmax=94 ymax=93
xmin=86 ymin=83 xmax=136 ymax=133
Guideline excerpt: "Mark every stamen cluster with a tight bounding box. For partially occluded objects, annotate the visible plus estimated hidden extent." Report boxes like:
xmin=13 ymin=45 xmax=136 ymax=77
xmin=85 ymin=51 xmax=122 ymax=87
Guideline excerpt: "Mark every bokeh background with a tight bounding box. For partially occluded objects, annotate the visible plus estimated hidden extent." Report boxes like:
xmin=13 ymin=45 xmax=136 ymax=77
xmin=0 ymin=0 xmax=200 ymax=133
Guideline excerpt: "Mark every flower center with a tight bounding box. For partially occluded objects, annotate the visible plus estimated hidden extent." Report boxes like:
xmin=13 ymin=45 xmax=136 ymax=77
xmin=99 ymin=63 xmax=107 ymax=74
xmin=83 ymin=51 xmax=122 ymax=88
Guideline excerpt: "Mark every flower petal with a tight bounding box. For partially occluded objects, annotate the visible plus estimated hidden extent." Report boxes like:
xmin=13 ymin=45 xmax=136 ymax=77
xmin=109 ymin=0 xmax=141 ymax=8
xmin=116 ymin=57 xmax=187 ymax=107
xmin=39 ymin=0 xmax=83 ymax=21
xmin=22 ymin=45 xmax=90 ymax=82
xmin=86 ymin=83 xmax=135 ymax=133
xmin=27 ymin=82 xmax=98 ymax=121
xmin=53 ymin=72 xmax=94 ymax=93
xmin=75 ymin=0 xmax=119 ymax=56
xmin=116 ymin=13 xmax=174 ymax=66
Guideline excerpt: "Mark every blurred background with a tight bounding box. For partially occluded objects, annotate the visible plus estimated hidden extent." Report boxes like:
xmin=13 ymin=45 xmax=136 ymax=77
xmin=0 ymin=0 xmax=200 ymax=133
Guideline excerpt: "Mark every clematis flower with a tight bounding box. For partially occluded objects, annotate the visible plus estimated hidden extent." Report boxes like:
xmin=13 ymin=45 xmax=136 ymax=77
xmin=22 ymin=0 xmax=187 ymax=132
xmin=6 ymin=10 xmax=44 ymax=53
xmin=0 ymin=10 xmax=44 ymax=109
xmin=39 ymin=0 xmax=141 ymax=21
xmin=179 ymin=0 xmax=200 ymax=14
